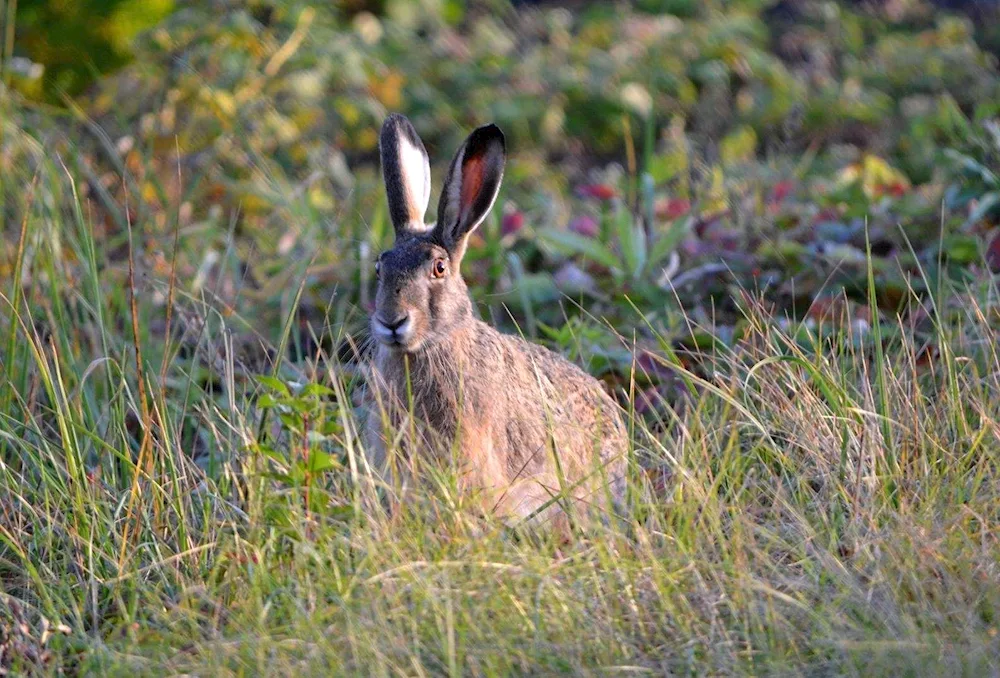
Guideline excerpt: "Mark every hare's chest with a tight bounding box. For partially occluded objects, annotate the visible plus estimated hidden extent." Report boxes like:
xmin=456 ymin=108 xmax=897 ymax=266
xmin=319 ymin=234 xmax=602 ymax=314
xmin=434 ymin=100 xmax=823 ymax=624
xmin=367 ymin=358 xmax=462 ymax=437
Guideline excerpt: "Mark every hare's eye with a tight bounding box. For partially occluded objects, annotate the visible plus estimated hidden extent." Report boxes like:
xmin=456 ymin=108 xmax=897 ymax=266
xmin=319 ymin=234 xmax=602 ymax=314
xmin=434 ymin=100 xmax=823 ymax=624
xmin=374 ymin=259 xmax=381 ymax=278
xmin=431 ymin=258 xmax=448 ymax=279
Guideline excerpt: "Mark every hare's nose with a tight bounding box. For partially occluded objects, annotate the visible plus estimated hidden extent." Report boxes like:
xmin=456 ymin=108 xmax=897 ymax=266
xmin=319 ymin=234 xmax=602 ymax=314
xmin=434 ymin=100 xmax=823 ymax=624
xmin=382 ymin=314 xmax=409 ymax=331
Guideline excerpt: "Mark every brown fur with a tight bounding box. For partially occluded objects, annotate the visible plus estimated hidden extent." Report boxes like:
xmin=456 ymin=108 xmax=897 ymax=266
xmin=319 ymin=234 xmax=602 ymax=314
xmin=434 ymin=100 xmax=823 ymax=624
xmin=365 ymin=114 xmax=627 ymax=531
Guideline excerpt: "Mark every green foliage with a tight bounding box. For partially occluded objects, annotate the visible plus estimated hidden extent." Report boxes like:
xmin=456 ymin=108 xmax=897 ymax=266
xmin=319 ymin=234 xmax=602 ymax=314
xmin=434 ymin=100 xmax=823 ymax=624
xmin=944 ymin=120 xmax=1000 ymax=228
xmin=256 ymin=377 xmax=350 ymax=520
xmin=7 ymin=0 xmax=174 ymax=99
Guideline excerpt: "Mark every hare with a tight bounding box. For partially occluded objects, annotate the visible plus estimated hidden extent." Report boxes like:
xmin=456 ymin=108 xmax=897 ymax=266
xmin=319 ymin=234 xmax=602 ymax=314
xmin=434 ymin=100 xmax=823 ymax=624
xmin=364 ymin=113 xmax=627 ymax=532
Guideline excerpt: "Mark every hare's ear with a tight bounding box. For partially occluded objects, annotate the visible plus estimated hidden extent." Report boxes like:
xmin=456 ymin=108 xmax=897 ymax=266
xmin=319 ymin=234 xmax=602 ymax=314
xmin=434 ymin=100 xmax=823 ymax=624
xmin=380 ymin=113 xmax=432 ymax=237
xmin=432 ymin=123 xmax=505 ymax=259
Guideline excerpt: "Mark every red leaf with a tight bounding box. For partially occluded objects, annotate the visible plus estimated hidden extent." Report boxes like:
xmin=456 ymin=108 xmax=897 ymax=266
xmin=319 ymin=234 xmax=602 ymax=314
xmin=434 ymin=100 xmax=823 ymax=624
xmin=502 ymin=210 xmax=525 ymax=237
xmin=655 ymin=198 xmax=691 ymax=220
xmin=568 ymin=215 xmax=599 ymax=238
xmin=577 ymin=183 xmax=617 ymax=201
xmin=771 ymin=181 xmax=795 ymax=204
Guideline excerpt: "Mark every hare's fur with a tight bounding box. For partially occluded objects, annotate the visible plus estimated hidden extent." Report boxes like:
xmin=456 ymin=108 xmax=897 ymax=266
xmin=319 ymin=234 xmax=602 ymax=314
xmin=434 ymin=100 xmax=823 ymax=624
xmin=365 ymin=113 xmax=626 ymax=530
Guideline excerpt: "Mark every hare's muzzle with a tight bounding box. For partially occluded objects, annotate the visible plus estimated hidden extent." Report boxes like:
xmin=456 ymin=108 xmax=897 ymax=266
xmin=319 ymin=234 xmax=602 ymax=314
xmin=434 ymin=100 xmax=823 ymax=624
xmin=372 ymin=313 xmax=414 ymax=348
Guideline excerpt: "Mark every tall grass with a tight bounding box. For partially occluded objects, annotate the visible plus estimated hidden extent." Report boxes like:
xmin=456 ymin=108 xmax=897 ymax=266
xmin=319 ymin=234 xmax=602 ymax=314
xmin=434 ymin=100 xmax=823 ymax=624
xmin=2 ymin=127 xmax=999 ymax=677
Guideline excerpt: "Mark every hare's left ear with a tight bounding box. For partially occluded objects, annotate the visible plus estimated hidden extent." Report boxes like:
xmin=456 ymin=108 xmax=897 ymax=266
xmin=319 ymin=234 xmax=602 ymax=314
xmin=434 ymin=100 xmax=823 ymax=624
xmin=380 ymin=113 xmax=432 ymax=237
xmin=432 ymin=123 xmax=506 ymax=260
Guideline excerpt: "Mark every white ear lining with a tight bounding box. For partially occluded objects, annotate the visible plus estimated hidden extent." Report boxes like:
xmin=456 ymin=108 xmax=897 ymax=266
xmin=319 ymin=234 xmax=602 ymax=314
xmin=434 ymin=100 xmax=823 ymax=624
xmin=464 ymin=173 xmax=502 ymax=234
xmin=398 ymin=131 xmax=431 ymax=226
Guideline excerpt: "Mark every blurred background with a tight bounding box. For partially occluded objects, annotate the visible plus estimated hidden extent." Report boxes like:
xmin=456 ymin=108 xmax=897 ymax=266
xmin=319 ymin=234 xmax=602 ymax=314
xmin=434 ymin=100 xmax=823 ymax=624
xmin=3 ymin=0 xmax=1000 ymax=383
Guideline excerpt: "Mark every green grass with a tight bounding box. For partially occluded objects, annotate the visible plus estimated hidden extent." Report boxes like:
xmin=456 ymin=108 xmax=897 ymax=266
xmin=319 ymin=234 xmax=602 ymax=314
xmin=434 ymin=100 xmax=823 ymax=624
xmin=1 ymin=140 xmax=999 ymax=676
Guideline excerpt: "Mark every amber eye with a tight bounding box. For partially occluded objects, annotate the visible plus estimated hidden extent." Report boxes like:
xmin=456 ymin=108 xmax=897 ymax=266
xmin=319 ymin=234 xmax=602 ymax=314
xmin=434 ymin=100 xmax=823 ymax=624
xmin=431 ymin=258 xmax=448 ymax=279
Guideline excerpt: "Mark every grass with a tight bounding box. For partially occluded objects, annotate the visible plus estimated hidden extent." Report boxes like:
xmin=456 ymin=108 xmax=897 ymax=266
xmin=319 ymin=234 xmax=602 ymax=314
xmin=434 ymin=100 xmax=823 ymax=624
xmin=1 ymin=137 xmax=999 ymax=676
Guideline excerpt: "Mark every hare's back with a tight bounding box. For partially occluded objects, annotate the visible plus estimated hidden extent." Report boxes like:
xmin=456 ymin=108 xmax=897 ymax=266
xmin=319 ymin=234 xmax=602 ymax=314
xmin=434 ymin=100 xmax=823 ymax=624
xmin=504 ymin=336 xmax=627 ymax=444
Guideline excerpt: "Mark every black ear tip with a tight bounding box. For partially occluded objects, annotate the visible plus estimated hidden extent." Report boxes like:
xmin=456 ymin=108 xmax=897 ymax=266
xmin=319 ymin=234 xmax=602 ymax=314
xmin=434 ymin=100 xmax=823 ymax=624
xmin=380 ymin=113 xmax=406 ymax=144
xmin=380 ymin=113 xmax=426 ymax=158
xmin=470 ymin=122 xmax=506 ymax=153
xmin=382 ymin=112 xmax=408 ymax=129
xmin=381 ymin=112 xmax=420 ymax=138
xmin=484 ymin=123 xmax=505 ymax=142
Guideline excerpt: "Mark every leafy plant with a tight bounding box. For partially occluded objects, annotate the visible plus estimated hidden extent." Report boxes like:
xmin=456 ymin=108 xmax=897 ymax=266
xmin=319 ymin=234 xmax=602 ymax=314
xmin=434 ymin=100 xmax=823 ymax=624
xmin=255 ymin=376 xmax=347 ymax=520
xmin=538 ymin=173 xmax=691 ymax=290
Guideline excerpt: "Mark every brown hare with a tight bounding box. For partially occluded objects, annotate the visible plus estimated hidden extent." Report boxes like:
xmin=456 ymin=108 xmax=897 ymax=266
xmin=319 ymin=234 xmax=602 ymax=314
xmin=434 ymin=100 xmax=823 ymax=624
xmin=364 ymin=113 xmax=627 ymax=533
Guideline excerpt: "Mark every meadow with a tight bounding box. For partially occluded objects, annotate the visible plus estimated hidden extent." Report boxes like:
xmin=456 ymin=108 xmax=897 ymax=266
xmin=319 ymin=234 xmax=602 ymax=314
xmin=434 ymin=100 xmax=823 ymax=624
xmin=2 ymin=0 xmax=1000 ymax=674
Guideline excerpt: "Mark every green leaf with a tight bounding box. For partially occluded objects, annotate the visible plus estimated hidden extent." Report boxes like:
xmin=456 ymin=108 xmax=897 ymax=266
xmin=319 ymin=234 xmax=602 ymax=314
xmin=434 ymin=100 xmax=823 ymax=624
xmin=538 ymin=229 xmax=621 ymax=272
xmin=257 ymin=393 xmax=279 ymax=409
xmin=943 ymin=234 xmax=980 ymax=264
xmin=646 ymin=148 xmax=688 ymax=185
xmin=498 ymin=272 xmax=561 ymax=306
xmin=648 ymin=215 xmax=693 ymax=267
xmin=641 ymin=172 xmax=656 ymax=233
xmin=259 ymin=445 xmax=288 ymax=464
xmin=286 ymin=397 xmax=313 ymax=416
xmin=301 ymin=383 xmax=335 ymax=398
xmin=320 ymin=420 xmax=344 ymax=436
xmin=720 ymin=125 xmax=757 ymax=166
xmin=257 ymin=376 xmax=291 ymax=396
xmin=278 ymin=412 xmax=302 ymax=430
xmin=944 ymin=149 xmax=999 ymax=187
xmin=307 ymin=449 xmax=338 ymax=473
xmin=614 ymin=204 xmax=647 ymax=279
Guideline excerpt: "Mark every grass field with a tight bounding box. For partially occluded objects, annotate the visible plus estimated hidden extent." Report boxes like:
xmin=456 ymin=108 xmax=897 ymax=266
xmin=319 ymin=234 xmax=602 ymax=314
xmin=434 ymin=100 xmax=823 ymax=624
xmin=3 ymin=1 xmax=1000 ymax=675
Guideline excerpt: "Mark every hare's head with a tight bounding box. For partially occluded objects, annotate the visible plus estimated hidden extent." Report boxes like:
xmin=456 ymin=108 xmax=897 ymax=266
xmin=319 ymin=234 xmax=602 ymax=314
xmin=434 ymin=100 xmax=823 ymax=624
xmin=372 ymin=113 xmax=506 ymax=353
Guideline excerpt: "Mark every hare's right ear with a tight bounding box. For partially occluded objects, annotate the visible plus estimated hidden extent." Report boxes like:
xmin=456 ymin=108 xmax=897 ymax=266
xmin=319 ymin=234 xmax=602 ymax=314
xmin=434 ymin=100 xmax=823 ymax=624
xmin=380 ymin=113 xmax=432 ymax=237
xmin=431 ymin=123 xmax=506 ymax=260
